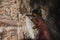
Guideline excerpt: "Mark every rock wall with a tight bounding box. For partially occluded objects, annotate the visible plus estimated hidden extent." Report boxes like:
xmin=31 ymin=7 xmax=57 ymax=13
xmin=0 ymin=0 xmax=37 ymax=40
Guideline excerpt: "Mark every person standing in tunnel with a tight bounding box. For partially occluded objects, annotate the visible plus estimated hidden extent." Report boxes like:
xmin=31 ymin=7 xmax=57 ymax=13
xmin=32 ymin=9 xmax=51 ymax=40
xmin=29 ymin=0 xmax=51 ymax=40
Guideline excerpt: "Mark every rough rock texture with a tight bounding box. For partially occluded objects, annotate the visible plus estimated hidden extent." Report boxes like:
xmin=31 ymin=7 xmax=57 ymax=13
xmin=0 ymin=0 xmax=37 ymax=40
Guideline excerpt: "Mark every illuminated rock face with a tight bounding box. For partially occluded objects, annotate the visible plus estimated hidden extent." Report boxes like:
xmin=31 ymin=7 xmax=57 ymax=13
xmin=0 ymin=16 xmax=37 ymax=40
xmin=0 ymin=0 xmax=37 ymax=40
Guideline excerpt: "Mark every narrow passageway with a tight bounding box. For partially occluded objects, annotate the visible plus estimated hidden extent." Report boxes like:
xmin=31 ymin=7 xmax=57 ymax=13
xmin=0 ymin=0 xmax=60 ymax=40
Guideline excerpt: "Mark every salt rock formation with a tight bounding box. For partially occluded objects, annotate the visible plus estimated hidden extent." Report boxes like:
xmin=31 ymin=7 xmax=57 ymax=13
xmin=0 ymin=0 xmax=37 ymax=40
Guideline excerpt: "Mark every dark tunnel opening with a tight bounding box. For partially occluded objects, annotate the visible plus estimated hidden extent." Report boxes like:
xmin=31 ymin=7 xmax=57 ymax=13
xmin=29 ymin=0 xmax=60 ymax=40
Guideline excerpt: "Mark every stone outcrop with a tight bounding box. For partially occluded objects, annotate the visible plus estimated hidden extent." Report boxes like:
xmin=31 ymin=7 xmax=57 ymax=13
xmin=0 ymin=0 xmax=37 ymax=40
